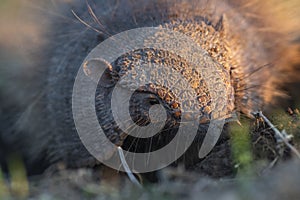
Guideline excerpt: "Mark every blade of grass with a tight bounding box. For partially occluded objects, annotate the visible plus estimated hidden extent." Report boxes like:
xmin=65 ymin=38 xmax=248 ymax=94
xmin=0 ymin=167 xmax=9 ymax=199
xmin=7 ymin=154 xmax=29 ymax=198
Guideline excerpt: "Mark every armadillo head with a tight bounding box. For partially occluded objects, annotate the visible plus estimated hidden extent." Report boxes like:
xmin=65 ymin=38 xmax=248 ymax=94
xmin=85 ymin=20 xmax=237 ymax=154
xmin=76 ymin=0 xmax=284 ymax=167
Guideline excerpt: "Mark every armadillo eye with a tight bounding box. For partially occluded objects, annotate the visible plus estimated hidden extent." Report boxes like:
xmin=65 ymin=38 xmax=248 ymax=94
xmin=148 ymin=96 xmax=159 ymax=105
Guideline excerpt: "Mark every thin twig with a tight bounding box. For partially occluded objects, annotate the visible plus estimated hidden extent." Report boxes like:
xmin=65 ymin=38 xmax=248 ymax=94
xmin=253 ymin=111 xmax=300 ymax=160
xmin=117 ymin=147 xmax=142 ymax=188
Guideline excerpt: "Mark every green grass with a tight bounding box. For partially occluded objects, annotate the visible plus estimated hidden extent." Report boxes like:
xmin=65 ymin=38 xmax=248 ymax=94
xmin=230 ymin=118 xmax=253 ymax=177
xmin=0 ymin=167 xmax=9 ymax=199
xmin=0 ymin=154 xmax=29 ymax=199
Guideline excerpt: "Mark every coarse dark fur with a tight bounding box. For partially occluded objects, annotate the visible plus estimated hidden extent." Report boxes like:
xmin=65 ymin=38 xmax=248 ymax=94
xmin=0 ymin=0 xmax=299 ymax=175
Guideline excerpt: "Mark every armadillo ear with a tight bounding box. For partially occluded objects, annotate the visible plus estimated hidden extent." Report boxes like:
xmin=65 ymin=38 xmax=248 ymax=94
xmin=83 ymin=58 xmax=114 ymax=87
